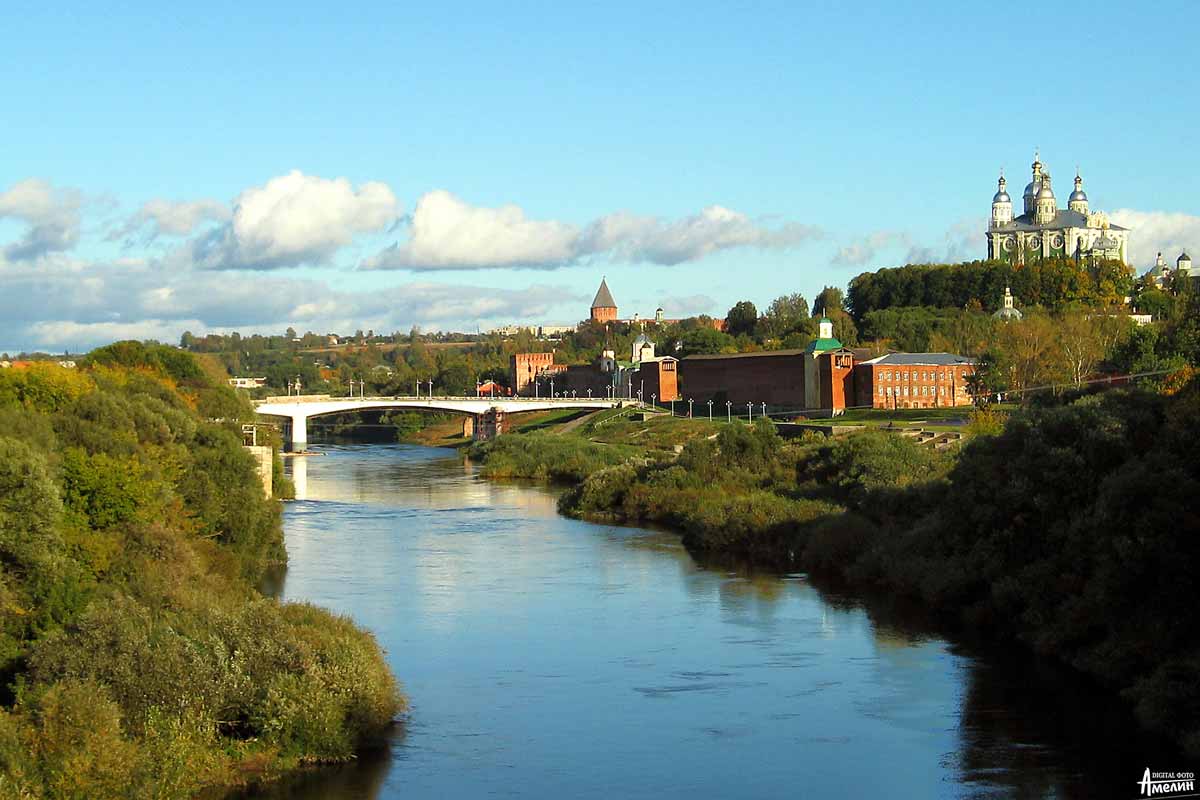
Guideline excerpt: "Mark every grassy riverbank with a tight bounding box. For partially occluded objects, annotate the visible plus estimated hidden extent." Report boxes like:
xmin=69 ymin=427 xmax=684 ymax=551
xmin=469 ymin=385 xmax=1200 ymax=756
xmin=0 ymin=343 xmax=403 ymax=799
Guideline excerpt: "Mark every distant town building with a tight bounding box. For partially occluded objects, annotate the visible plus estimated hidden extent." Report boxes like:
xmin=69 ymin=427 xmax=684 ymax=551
xmin=987 ymin=153 xmax=1129 ymax=265
xmin=1 ymin=360 xmax=75 ymax=370
xmin=631 ymin=333 xmax=655 ymax=363
xmin=229 ymin=377 xmax=269 ymax=388
xmin=477 ymin=380 xmax=508 ymax=397
xmin=1143 ymin=251 xmax=1193 ymax=290
xmin=993 ymin=286 xmax=1023 ymax=322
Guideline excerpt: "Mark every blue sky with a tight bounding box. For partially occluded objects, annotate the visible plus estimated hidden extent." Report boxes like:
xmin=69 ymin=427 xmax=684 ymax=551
xmin=2 ymin=0 xmax=1198 ymax=352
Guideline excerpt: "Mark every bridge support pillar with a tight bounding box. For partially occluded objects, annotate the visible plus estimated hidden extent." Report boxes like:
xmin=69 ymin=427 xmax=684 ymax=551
xmin=290 ymin=414 xmax=308 ymax=452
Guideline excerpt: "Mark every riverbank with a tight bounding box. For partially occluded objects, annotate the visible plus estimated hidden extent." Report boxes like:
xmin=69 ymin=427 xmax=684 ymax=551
xmin=0 ymin=343 xmax=404 ymax=799
xmin=468 ymin=384 xmax=1200 ymax=757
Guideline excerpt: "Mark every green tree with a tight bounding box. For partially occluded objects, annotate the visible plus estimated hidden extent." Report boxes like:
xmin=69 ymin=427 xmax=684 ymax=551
xmin=724 ymin=301 xmax=759 ymax=337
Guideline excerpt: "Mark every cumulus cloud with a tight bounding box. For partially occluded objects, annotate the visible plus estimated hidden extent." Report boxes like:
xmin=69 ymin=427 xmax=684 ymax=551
xmin=363 ymin=192 xmax=819 ymax=270
xmin=0 ymin=179 xmax=83 ymax=261
xmin=364 ymin=190 xmax=578 ymax=270
xmin=111 ymin=197 xmax=230 ymax=242
xmin=1109 ymin=209 xmax=1200 ymax=267
xmin=185 ymin=170 xmax=400 ymax=269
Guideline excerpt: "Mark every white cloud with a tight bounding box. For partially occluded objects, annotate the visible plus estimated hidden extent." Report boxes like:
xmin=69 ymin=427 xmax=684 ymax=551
xmin=112 ymin=197 xmax=230 ymax=242
xmin=28 ymin=318 xmax=210 ymax=348
xmin=582 ymin=206 xmax=820 ymax=266
xmin=1109 ymin=209 xmax=1200 ymax=267
xmin=832 ymin=231 xmax=913 ymax=266
xmin=0 ymin=178 xmax=83 ymax=261
xmin=364 ymin=190 xmax=578 ymax=270
xmin=187 ymin=170 xmax=400 ymax=269
xmin=364 ymin=193 xmax=820 ymax=270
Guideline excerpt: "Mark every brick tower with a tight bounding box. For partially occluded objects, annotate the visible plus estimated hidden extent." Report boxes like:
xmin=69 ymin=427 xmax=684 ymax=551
xmin=590 ymin=278 xmax=617 ymax=323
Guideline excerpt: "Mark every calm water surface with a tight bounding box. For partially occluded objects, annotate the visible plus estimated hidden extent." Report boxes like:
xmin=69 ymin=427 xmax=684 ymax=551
xmin=248 ymin=444 xmax=1152 ymax=799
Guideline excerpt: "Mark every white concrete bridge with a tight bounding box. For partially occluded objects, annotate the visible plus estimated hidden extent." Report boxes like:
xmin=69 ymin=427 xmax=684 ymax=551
xmin=253 ymin=394 xmax=624 ymax=448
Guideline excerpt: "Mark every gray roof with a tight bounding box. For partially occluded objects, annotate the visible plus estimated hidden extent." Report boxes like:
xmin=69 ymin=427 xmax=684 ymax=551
xmin=860 ymin=352 xmax=975 ymax=366
xmin=591 ymin=279 xmax=616 ymax=309
xmin=994 ymin=209 xmax=1128 ymax=233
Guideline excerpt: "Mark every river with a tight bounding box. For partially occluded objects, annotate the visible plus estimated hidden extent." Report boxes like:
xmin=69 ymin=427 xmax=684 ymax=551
xmin=246 ymin=443 xmax=1155 ymax=799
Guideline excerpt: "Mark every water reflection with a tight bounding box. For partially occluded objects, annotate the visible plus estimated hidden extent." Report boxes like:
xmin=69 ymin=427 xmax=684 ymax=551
xmin=250 ymin=444 xmax=1157 ymax=800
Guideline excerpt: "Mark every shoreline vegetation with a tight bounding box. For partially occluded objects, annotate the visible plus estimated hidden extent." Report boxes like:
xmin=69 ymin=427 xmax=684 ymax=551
xmin=0 ymin=343 xmax=403 ymax=799
xmin=468 ymin=386 xmax=1200 ymax=757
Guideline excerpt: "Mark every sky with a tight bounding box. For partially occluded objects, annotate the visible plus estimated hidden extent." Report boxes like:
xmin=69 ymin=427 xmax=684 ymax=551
xmin=2 ymin=0 xmax=1199 ymax=353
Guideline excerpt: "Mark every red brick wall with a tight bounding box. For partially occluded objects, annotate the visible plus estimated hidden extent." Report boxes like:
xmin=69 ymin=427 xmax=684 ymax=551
xmin=679 ymin=352 xmax=806 ymax=406
xmin=590 ymin=306 xmax=617 ymax=323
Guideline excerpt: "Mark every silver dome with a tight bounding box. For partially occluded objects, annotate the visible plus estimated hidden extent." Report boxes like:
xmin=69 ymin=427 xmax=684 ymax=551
xmin=1024 ymin=181 xmax=1038 ymax=198
xmin=993 ymin=189 xmax=1012 ymax=203
xmin=1069 ymin=189 xmax=1088 ymax=202
xmin=1036 ymin=183 xmax=1055 ymax=200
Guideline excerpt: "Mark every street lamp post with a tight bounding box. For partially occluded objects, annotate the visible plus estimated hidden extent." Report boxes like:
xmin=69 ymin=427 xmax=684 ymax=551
xmin=427 ymin=379 xmax=433 ymax=399
xmin=651 ymin=394 xmax=656 ymax=409
xmin=670 ymin=398 xmax=675 ymax=416
xmin=726 ymin=400 xmax=732 ymax=423
xmin=761 ymin=402 xmax=766 ymax=419
xmin=476 ymin=380 xmax=481 ymax=398
xmin=707 ymin=399 xmax=713 ymax=421
xmin=587 ymin=388 xmax=592 ymax=399
xmin=550 ymin=379 xmax=554 ymax=398
xmin=747 ymin=402 xmax=752 ymax=422
xmin=688 ymin=398 xmax=694 ymax=418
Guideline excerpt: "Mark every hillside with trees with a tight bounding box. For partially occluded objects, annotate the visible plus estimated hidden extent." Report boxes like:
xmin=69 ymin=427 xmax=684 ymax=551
xmin=0 ymin=343 xmax=401 ymax=798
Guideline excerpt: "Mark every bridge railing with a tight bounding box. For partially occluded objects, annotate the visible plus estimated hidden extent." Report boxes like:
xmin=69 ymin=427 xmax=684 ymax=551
xmin=255 ymin=394 xmax=624 ymax=405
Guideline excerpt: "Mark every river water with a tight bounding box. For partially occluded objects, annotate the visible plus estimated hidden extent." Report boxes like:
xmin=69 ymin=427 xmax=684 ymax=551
xmin=249 ymin=444 xmax=1154 ymax=799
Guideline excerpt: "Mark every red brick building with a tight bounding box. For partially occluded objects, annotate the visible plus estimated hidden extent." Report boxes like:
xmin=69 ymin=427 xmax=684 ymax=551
xmin=680 ymin=346 xmax=975 ymax=414
xmin=854 ymin=353 xmax=976 ymax=409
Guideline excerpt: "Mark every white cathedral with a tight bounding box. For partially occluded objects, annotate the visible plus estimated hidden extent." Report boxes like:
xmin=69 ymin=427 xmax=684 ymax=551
xmin=986 ymin=153 xmax=1129 ymax=265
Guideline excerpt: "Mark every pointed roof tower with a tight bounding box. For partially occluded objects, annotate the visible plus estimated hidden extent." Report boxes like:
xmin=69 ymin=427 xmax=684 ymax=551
xmin=591 ymin=277 xmax=616 ymax=309
xmin=589 ymin=277 xmax=618 ymax=323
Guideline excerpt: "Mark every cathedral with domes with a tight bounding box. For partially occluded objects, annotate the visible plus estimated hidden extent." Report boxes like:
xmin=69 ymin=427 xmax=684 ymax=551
xmin=986 ymin=153 xmax=1129 ymax=265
